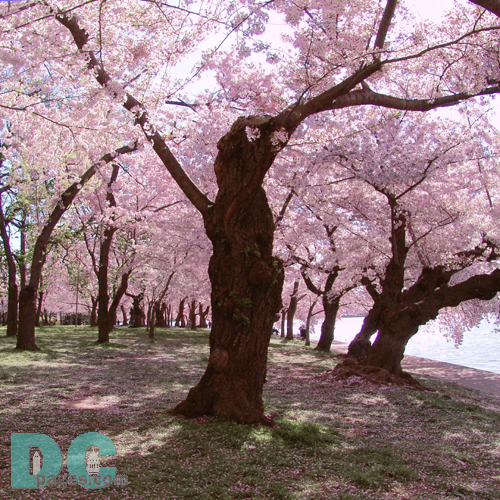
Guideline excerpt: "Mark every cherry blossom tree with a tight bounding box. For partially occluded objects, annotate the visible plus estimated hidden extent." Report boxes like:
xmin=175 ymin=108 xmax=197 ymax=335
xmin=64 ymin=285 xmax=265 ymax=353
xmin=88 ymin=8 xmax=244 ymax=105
xmin=0 ymin=115 xmax=137 ymax=349
xmin=314 ymin=109 xmax=500 ymax=375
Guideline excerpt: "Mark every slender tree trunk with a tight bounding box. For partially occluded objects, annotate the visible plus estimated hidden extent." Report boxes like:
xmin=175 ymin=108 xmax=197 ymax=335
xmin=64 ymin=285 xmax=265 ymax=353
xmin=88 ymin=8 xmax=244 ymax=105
xmin=97 ymin=227 xmax=118 ymax=343
xmin=188 ymin=299 xmax=197 ymax=330
xmin=90 ymin=296 xmax=98 ymax=327
xmin=148 ymin=300 xmax=155 ymax=339
xmin=0 ymin=204 xmax=18 ymax=337
xmin=97 ymin=163 xmax=121 ymax=343
xmin=198 ymin=303 xmax=209 ymax=328
xmin=19 ymin=225 xmax=26 ymax=290
xmin=35 ymin=290 xmax=43 ymax=328
xmin=304 ymin=298 xmax=318 ymax=347
xmin=315 ymin=299 xmax=340 ymax=352
xmin=166 ymin=304 xmax=172 ymax=327
xmin=280 ymin=308 xmax=286 ymax=337
xmin=286 ymin=281 xmax=300 ymax=340
xmin=121 ymin=304 xmax=128 ymax=326
xmin=175 ymin=297 xmax=187 ymax=327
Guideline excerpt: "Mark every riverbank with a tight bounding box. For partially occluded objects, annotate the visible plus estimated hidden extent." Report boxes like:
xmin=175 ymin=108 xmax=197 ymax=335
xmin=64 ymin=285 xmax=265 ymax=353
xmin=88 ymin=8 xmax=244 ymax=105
xmin=309 ymin=316 xmax=500 ymax=375
xmin=329 ymin=340 xmax=500 ymax=398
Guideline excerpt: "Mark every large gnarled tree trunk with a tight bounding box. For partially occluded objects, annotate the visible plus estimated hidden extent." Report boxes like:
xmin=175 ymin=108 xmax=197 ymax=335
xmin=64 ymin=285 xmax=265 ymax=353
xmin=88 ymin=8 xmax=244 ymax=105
xmin=365 ymin=269 xmax=500 ymax=375
xmin=198 ymin=303 xmax=210 ymax=328
xmin=346 ymin=197 xmax=500 ymax=375
xmin=172 ymin=117 xmax=285 ymax=424
xmin=127 ymin=292 xmax=145 ymax=327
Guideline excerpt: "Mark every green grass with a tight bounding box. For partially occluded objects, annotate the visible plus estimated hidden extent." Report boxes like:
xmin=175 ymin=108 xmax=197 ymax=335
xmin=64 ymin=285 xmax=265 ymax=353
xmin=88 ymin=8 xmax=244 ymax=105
xmin=0 ymin=326 xmax=499 ymax=499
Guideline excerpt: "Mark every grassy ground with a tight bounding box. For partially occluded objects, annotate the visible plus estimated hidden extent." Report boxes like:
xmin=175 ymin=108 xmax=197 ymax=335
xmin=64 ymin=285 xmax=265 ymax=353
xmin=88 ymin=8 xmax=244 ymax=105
xmin=0 ymin=326 xmax=499 ymax=499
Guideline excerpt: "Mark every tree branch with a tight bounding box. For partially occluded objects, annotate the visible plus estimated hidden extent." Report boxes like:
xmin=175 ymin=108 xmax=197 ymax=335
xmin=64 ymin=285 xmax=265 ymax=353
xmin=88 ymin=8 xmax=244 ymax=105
xmin=328 ymin=85 xmax=500 ymax=112
xmin=55 ymin=11 xmax=213 ymax=217
xmin=301 ymin=269 xmax=324 ymax=296
xmin=278 ymin=60 xmax=383 ymax=131
xmin=28 ymin=142 xmax=137 ymax=290
xmin=274 ymin=187 xmax=295 ymax=228
xmin=374 ymin=0 xmax=398 ymax=49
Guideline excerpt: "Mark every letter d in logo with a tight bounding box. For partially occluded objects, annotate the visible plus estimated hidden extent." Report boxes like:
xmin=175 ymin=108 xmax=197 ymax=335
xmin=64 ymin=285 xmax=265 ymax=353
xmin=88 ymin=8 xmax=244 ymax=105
xmin=11 ymin=433 xmax=62 ymax=488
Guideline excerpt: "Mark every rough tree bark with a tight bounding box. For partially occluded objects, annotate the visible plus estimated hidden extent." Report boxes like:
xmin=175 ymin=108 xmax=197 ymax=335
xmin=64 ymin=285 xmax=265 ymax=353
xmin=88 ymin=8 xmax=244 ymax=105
xmin=346 ymin=311 xmax=380 ymax=359
xmin=171 ymin=117 xmax=285 ymax=424
xmin=35 ymin=289 xmax=43 ymax=328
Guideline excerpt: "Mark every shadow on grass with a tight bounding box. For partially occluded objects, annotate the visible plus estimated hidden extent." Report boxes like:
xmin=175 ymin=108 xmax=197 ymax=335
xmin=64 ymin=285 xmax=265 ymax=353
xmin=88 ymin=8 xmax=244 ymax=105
xmin=0 ymin=326 xmax=499 ymax=499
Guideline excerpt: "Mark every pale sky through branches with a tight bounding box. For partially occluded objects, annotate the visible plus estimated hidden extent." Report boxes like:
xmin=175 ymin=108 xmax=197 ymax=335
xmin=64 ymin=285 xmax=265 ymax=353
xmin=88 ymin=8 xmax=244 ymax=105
xmin=168 ymin=0 xmax=500 ymax=130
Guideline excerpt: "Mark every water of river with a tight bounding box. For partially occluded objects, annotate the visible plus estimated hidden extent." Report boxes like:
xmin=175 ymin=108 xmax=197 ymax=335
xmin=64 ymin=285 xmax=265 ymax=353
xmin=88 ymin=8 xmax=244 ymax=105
xmin=308 ymin=317 xmax=500 ymax=375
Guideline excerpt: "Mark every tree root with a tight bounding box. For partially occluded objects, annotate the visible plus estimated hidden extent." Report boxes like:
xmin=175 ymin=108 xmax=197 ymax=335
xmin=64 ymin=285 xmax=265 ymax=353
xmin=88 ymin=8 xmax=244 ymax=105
xmin=319 ymin=357 xmax=432 ymax=391
xmin=169 ymin=397 xmax=275 ymax=427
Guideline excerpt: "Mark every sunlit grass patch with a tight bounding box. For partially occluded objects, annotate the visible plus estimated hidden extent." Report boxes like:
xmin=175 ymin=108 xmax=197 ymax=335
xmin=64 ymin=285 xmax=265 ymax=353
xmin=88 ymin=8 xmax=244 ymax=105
xmin=271 ymin=418 xmax=339 ymax=447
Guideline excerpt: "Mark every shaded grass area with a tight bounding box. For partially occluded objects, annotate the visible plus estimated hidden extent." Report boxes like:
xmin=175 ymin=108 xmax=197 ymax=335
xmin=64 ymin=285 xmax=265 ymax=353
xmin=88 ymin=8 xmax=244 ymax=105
xmin=0 ymin=326 xmax=499 ymax=499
